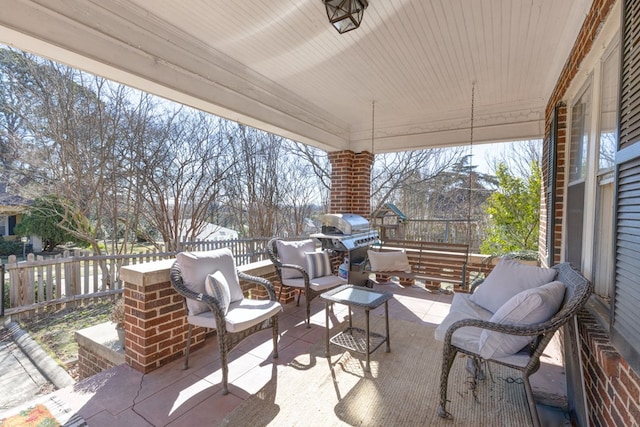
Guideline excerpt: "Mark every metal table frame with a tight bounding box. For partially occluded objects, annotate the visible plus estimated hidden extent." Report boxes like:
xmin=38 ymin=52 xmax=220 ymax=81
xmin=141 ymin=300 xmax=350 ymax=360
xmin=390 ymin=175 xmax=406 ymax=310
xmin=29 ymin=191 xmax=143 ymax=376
xmin=320 ymin=284 xmax=392 ymax=372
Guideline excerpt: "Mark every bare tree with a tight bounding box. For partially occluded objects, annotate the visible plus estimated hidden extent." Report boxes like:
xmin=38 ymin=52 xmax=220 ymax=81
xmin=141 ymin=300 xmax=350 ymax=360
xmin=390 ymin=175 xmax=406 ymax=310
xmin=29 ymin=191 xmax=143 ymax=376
xmin=221 ymin=129 xmax=326 ymax=237
xmin=371 ymin=148 xmax=464 ymax=215
xmin=222 ymin=124 xmax=278 ymax=236
xmin=486 ymin=140 xmax=542 ymax=178
xmin=138 ymin=110 xmax=232 ymax=251
xmin=279 ymin=142 xmax=325 ymax=236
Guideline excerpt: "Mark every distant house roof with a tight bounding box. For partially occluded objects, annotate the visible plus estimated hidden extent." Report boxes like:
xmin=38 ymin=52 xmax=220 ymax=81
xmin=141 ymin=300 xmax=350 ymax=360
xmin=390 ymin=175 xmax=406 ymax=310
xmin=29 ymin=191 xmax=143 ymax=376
xmin=0 ymin=191 xmax=32 ymax=215
xmin=180 ymin=220 xmax=239 ymax=241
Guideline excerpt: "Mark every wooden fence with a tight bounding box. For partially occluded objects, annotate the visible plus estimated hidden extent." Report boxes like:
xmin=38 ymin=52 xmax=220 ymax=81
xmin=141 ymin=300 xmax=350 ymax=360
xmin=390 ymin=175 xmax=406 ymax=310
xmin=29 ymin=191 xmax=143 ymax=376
xmin=1 ymin=236 xmax=498 ymax=314
xmin=2 ymin=238 xmax=272 ymax=311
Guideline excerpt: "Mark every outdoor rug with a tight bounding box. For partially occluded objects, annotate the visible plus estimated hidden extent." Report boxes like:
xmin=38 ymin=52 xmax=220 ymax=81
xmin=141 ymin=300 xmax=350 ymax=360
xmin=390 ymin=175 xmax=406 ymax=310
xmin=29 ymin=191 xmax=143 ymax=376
xmin=0 ymin=395 xmax=86 ymax=427
xmin=221 ymin=315 xmax=536 ymax=426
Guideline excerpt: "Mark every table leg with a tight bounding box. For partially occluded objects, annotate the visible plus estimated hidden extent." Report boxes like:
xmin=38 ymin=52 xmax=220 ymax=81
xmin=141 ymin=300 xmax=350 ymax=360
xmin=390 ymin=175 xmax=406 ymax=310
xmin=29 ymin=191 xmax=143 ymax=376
xmin=385 ymin=300 xmax=390 ymax=352
xmin=325 ymin=301 xmax=331 ymax=359
xmin=365 ymin=309 xmax=371 ymax=372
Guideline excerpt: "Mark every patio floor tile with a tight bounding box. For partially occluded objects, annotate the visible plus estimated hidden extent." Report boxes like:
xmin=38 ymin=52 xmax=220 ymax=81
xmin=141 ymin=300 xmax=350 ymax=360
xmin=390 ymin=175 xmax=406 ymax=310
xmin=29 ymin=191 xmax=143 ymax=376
xmin=37 ymin=282 xmax=568 ymax=426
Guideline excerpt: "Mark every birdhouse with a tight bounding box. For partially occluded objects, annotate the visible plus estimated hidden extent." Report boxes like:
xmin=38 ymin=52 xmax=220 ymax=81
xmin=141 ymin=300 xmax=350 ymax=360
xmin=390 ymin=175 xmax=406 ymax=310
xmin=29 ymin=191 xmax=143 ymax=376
xmin=371 ymin=203 xmax=407 ymax=241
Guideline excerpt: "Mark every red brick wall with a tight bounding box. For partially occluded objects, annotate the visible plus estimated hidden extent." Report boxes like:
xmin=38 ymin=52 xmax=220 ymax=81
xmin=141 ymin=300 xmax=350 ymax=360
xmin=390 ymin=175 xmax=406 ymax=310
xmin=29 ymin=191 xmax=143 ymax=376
xmin=77 ymin=346 xmax=120 ymax=380
xmin=327 ymin=150 xmax=374 ymax=216
xmin=541 ymin=0 xmax=640 ymax=426
xmin=578 ymin=310 xmax=640 ymax=426
xmin=123 ymin=277 xmax=191 ymax=373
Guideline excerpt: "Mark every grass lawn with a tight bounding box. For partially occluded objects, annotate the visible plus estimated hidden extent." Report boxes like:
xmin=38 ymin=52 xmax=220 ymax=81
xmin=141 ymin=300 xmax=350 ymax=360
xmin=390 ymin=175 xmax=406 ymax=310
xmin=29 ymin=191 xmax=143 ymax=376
xmin=17 ymin=300 xmax=113 ymax=378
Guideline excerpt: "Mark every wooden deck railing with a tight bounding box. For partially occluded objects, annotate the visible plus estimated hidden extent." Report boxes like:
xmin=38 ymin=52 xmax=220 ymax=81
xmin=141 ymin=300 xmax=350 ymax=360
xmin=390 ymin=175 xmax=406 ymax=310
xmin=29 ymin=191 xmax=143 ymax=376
xmin=1 ymin=236 xmax=498 ymax=314
xmin=1 ymin=238 xmax=273 ymax=312
xmin=376 ymin=239 xmax=496 ymax=291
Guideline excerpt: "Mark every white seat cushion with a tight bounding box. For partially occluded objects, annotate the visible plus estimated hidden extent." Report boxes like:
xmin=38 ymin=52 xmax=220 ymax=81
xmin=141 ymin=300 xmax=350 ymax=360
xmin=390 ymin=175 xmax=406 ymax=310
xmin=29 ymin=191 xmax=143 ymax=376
xmin=282 ymin=274 xmax=346 ymax=291
xmin=469 ymin=258 xmax=557 ymax=313
xmin=434 ymin=293 xmax=493 ymax=353
xmin=276 ymin=239 xmax=316 ymax=279
xmin=479 ymin=280 xmax=566 ymax=359
xmin=177 ymin=248 xmax=244 ymax=315
xmin=187 ymin=298 xmax=282 ymax=333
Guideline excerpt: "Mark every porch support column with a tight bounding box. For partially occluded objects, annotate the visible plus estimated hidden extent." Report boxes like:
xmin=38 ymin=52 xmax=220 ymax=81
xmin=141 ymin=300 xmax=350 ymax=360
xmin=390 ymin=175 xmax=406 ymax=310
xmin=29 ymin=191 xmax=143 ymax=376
xmin=327 ymin=150 xmax=374 ymax=217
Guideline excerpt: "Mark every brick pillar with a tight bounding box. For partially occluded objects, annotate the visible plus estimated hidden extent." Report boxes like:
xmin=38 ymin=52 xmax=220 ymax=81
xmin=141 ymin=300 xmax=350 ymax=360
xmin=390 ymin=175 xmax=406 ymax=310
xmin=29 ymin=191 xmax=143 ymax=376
xmin=328 ymin=150 xmax=374 ymax=217
xmin=120 ymin=259 xmax=203 ymax=373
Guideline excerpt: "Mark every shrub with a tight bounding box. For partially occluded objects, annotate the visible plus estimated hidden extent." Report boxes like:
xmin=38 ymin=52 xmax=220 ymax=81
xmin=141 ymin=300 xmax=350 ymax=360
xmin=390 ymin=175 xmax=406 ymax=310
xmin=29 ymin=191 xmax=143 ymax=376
xmin=0 ymin=237 xmax=30 ymax=256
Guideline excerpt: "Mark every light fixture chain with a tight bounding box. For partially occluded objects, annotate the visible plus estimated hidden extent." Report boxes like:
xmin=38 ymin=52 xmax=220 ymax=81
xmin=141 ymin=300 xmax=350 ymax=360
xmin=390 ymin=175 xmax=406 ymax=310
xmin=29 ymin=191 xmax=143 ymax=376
xmin=371 ymin=100 xmax=375 ymax=154
xmin=467 ymin=81 xmax=476 ymax=258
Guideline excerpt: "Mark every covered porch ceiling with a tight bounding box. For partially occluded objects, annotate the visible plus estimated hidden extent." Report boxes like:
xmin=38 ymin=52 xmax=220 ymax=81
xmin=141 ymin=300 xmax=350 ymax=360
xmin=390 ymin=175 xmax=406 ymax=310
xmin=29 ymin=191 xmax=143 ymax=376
xmin=0 ymin=0 xmax=591 ymax=153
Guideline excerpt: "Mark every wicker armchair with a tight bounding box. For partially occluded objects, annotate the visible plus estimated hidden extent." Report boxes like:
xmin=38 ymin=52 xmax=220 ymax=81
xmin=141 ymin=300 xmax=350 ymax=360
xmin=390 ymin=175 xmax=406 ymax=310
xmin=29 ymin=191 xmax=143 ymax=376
xmin=170 ymin=248 xmax=281 ymax=395
xmin=267 ymin=238 xmax=345 ymax=327
xmin=436 ymin=262 xmax=592 ymax=427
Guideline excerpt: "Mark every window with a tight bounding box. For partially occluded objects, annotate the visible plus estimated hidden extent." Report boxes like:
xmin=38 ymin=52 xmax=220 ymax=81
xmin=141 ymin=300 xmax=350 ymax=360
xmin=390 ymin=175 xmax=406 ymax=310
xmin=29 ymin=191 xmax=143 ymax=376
xmin=564 ymin=32 xmax=620 ymax=306
xmin=593 ymin=42 xmax=620 ymax=303
xmin=0 ymin=216 xmax=7 ymax=236
xmin=566 ymin=82 xmax=592 ymax=270
xmin=598 ymin=46 xmax=619 ymax=172
xmin=569 ymin=86 xmax=591 ymax=183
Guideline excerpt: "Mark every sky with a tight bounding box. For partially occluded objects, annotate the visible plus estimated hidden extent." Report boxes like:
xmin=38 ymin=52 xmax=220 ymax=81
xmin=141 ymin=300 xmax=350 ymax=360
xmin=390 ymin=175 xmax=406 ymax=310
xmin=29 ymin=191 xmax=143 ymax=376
xmin=470 ymin=140 xmax=541 ymax=175
xmin=472 ymin=142 xmax=502 ymax=174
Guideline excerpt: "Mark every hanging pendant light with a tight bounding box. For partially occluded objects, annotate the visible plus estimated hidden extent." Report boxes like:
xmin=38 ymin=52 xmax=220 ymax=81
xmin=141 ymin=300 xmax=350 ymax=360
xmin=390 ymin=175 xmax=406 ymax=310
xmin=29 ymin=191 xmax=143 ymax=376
xmin=323 ymin=0 xmax=369 ymax=34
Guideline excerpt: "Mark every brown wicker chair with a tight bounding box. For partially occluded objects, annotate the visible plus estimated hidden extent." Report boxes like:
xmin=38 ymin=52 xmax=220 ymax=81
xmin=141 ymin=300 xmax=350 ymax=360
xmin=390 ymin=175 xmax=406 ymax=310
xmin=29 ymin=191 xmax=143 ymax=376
xmin=437 ymin=262 xmax=592 ymax=427
xmin=267 ymin=238 xmax=345 ymax=327
xmin=169 ymin=248 xmax=281 ymax=395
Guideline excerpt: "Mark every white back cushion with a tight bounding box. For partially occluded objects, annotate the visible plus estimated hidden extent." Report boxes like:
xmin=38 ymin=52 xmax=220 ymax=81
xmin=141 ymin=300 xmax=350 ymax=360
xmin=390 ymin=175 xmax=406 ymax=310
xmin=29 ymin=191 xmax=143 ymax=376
xmin=205 ymin=271 xmax=232 ymax=315
xmin=478 ymin=280 xmax=566 ymax=359
xmin=275 ymin=239 xmax=315 ymax=279
xmin=469 ymin=258 xmax=557 ymax=313
xmin=176 ymin=248 xmax=243 ymax=315
xmin=367 ymin=250 xmax=412 ymax=272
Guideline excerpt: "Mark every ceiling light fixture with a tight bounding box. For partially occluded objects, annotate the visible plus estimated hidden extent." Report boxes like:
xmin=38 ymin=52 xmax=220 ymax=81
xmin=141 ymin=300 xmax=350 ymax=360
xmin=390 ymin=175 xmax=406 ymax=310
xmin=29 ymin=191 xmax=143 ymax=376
xmin=323 ymin=0 xmax=368 ymax=34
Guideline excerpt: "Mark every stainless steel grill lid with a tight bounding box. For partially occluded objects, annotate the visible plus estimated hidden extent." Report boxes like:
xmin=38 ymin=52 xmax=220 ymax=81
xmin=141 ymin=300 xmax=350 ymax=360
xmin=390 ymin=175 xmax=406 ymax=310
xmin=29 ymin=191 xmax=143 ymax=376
xmin=319 ymin=213 xmax=371 ymax=235
xmin=312 ymin=213 xmax=379 ymax=251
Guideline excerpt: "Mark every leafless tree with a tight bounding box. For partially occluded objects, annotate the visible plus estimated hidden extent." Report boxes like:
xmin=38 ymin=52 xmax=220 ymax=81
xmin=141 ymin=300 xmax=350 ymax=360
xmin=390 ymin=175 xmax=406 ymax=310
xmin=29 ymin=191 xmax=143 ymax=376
xmin=0 ymin=54 xmax=162 ymax=287
xmin=370 ymin=147 xmax=464 ymax=215
xmin=486 ymin=139 xmax=542 ymax=178
xmin=222 ymin=125 xmax=319 ymax=236
xmin=279 ymin=142 xmax=325 ymax=236
xmin=138 ymin=110 xmax=232 ymax=251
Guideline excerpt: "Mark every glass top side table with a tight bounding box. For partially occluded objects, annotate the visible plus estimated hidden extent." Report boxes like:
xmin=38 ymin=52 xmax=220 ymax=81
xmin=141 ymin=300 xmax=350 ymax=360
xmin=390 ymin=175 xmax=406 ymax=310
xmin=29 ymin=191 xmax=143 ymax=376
xmin=320 ymin=284 xmax=393 ymax=372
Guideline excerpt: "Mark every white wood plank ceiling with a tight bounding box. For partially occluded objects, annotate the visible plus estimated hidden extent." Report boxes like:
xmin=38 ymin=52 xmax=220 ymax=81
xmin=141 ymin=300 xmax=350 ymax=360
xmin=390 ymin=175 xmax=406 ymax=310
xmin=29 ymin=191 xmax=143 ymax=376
xmin=0 ymin=0 xmax=593 ymax=153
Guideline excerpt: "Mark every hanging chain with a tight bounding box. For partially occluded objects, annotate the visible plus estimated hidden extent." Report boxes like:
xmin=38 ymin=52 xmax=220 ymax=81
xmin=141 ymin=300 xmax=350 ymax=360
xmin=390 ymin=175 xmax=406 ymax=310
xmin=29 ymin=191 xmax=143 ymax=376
xmin=371 ymin=100 xmax=375 ymax=155
xmin=466 ymin=81 xmax=476 ymax=268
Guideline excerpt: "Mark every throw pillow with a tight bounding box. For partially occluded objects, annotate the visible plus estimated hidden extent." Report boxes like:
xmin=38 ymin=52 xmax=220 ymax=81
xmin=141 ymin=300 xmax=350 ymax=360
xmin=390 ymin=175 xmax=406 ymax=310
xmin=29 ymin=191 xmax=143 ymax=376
xmin=275 ymin=239 xmax=316 ymax=279
xmin=305 ymin=251 xmax=332 ymax=279
xmin=176 ymin=248 xmax=244 ymax=315
xmin=205 ymin=271 xmax=232 ymax=315
xmin=367 ymin=250 xmax=412 ymax=272
xmin=478 ymin=280 xmax=566 ymax=359
xmin=469 ymin=257 xmax=557 ymax=313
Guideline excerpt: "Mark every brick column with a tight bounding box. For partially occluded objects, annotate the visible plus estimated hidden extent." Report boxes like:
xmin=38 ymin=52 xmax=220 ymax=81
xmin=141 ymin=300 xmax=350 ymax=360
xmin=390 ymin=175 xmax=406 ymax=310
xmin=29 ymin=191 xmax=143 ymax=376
xmin=120 ymin=259 xmax=201 ymax=373
xmin=327 ymin=150 xmax=374 ymax=217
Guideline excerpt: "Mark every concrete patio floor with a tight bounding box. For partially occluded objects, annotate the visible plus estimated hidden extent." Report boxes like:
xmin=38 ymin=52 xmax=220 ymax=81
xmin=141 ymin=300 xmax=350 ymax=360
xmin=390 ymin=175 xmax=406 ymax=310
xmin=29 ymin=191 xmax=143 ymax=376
xmin=3 ymin=283 xmax=571 ymax=426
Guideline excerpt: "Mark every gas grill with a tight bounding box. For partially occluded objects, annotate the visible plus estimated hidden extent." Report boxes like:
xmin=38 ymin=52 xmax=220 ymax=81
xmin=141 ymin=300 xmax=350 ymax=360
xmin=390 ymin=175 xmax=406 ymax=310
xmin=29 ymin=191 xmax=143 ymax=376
xmin=310 ymin=213 xmax=379 ymax=286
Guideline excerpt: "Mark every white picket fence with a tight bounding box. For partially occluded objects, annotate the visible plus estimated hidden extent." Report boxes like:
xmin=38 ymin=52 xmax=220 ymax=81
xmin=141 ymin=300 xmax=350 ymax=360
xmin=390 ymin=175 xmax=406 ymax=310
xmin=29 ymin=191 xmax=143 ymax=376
xmin=2 ymin=238 xmax=271 ymax=310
